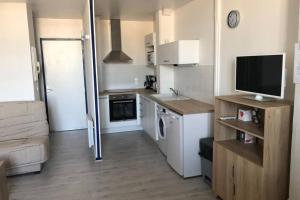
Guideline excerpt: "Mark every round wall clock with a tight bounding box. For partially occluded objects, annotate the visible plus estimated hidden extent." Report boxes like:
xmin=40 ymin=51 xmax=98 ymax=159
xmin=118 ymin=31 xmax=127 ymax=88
xmin=227 ymin=10 xmax=240 ymax=28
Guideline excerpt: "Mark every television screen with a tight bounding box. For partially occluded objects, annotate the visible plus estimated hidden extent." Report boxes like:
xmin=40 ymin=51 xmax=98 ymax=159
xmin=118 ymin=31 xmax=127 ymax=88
xmin=236 ymin=55 xmax=284 ymax=98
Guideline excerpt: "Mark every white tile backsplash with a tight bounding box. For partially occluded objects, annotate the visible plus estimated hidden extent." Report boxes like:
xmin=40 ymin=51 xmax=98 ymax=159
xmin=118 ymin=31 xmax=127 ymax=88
xmin=174 ymin=65 xmax=214 ymax=104
xmin=101 ymin=64 xmax=154 ymax=90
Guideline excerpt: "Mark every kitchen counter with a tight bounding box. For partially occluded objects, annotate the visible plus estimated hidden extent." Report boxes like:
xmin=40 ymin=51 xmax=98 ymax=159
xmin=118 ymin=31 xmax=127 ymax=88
xmin=154 ymin=99 xmax=214 ymax=115
xmin=100 ymin=88 xmax=214 ymax=115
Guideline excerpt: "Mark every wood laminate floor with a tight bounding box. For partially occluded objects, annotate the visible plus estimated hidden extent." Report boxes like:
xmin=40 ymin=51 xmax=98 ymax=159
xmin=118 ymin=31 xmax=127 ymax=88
xmin=8 ymin=130 xmax=216 ymax=200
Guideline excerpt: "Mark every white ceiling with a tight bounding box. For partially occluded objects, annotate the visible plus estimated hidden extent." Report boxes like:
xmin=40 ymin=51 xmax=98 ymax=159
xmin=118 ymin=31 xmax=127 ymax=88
xmin=31 ymin=0 xmax=85 ymax=19
xmin=94 ymin=0 xmax=193 ymax=21
xmin=0 ymin=0 xmax=192 ymax=20
xmin=0 ymin=0 xmax=85 ymax=18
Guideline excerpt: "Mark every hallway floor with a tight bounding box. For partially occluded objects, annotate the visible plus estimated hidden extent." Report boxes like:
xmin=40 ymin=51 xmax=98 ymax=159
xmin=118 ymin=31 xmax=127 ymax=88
xmin=8 ymin=130 xmax=216 ymax=200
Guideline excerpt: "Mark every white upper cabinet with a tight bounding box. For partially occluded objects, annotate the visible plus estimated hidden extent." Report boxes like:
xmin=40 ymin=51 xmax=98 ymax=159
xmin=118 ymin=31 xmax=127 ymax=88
xmin=157 ymin=40 xmax=199 ymax=65
xmin=145 ymin=33 xmax=155 ymax=47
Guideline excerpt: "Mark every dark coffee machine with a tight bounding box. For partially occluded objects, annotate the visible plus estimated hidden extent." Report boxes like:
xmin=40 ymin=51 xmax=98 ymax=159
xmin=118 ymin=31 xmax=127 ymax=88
xmin=144 ymin=75 xmax=157 ymax=90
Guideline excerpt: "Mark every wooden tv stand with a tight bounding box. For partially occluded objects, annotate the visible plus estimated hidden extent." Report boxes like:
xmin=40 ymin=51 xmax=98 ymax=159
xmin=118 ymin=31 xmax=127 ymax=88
xmin=213 ymin=95 xmax=293 ymax=200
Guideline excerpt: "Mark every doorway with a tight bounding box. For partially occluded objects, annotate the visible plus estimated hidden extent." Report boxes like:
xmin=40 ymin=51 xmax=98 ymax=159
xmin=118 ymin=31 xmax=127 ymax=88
xmin=41 ymin=39 xmax=87 ymax=132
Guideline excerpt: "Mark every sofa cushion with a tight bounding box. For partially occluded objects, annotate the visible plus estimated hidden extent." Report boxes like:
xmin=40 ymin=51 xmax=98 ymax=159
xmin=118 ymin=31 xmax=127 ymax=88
xmin=0 ymin=101 xmax=49 ymax=142
xmin=0 ymin=136 xmax=49 ymax=169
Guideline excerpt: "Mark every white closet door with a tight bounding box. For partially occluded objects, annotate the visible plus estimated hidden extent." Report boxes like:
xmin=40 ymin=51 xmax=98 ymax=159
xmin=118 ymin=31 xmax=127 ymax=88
xmin=43 ymin=40 xmax=87 ymax=132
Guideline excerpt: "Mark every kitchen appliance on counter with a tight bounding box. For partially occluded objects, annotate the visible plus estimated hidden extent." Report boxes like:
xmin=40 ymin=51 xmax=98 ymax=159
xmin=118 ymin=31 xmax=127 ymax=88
xmin=109 ymin=94 xmax=137 ymax=122
xmin=144 ymin=75 xmax=157 ymax=91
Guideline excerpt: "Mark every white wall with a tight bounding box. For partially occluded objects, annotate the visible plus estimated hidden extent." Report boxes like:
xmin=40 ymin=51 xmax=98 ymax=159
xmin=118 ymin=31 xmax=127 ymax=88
xmin=0 ymin=3 xmax=36 ymax=101
xmin=155 ymin=10 xmax=175 ymax=94
xmin=174 ymin=0 xmax=214 ymax=66
xmin=216 ymin=0 xmax=299 ymax=100
xmin=289 ymin=5 xmax=300 ymax=200
xmin=27 ymin=4 xmax=40 ymax=100
xmin=173 ymin=0 xmax=215 ymax=103
xmin=96 ymin=19 xmax=154 ymax=91
xmin=154 ymin=3 xmax=215 ymax=102
xmin=158 ymin=65 xmax=174 ymax=94
xmin=156 ymin=10 xmax=175 ymax=45
xmin=102 ymin=65 xmax=154 ymax=90
xmin=290 ymin=86 xmax=300 ymax=200
xmin=174 ymin=65 xmax=214 ymax=103
xmin=34 ymin=18 xmax=83 ymax=39
xmin=34 ymin=18 xmax=83 ymax=100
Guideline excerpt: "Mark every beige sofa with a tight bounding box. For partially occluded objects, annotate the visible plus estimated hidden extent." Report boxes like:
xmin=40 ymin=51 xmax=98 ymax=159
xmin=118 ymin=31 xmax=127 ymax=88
xmin=0 ymin=101 xmax=49 ymax=176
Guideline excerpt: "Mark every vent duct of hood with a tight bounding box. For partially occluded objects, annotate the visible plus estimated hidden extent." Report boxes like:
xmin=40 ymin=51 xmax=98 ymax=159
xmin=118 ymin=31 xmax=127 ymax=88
xmin=103 ymin=19 xmax=133 ymax=63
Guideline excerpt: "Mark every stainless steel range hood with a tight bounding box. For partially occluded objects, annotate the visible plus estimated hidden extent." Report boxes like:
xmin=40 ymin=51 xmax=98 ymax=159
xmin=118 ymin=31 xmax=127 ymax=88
xmin=103 ymin=19 xmax=133 ymax=63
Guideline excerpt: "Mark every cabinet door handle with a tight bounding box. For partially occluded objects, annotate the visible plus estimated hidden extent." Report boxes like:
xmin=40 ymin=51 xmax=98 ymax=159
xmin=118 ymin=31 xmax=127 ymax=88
xmin=232 ymin=166 xmax=235 ymax=177
xmin=233 ymin=184 xmax=236 ymax=196
xmin=164 ymin=60 xmax=170 ymax=63
xmin=113 ymin=100 xmax=134 ymax=104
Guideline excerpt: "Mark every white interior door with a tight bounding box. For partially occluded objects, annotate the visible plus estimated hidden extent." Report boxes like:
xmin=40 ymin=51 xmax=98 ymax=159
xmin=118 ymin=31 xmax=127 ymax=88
xmin=42 ymin=40 xmax=87 ymax=132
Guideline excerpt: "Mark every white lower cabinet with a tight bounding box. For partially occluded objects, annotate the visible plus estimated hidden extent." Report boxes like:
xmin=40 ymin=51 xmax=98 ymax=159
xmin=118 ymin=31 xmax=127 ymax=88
xmin=182 ymin=113 xmax=213 ymax=178
xmin=140 ymin=95 xmax=157 ymax=141
xmin=140 ymin=96 xmax=146 ymax=129
xmin=166 ymin=111 xmax=214 ymax=178
xmin=99 ymin=96 xmax=110 ymax=129
xmin=166 ymin=111 xmax=184 ymax=176
xmin=146 ymin=98 xmax=157 ymax=141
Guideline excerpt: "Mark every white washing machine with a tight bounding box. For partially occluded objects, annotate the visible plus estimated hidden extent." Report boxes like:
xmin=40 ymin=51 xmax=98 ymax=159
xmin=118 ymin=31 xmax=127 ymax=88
xmin=156 ymin=105 xmax=169 ymax=156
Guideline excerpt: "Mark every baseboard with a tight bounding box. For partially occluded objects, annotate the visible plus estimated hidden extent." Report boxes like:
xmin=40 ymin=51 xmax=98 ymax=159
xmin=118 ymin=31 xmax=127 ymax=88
xmin=101 ymin=126 xmax=143 ymax=134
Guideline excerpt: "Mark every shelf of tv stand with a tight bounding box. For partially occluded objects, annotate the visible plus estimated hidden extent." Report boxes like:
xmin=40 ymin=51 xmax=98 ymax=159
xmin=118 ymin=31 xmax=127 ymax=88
xmin=216 ymin=95 xmax=292 ymax=109
xmin=216 ymin=140 xmax=263 ymax=167
xmin=214 ymin=95 xmax=293 ymax=200
xmin=217 ymin=119 xmax=264 ymax=140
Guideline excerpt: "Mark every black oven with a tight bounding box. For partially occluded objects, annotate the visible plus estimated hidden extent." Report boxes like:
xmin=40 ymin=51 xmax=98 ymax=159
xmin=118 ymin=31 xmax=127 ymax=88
xmin=109 ymin=94 xmax=137 ymax=122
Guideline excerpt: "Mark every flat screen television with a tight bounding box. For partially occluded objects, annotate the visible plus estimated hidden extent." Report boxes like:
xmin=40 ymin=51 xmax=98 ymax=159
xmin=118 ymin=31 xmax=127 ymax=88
xmin=235 ymin=54 xmax=285 ymax=101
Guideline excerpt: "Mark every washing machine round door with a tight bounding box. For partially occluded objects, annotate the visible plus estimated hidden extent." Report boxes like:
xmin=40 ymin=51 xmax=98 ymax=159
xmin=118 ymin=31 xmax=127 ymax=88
xmin=158 ymin=116 xmax=167 ymax=139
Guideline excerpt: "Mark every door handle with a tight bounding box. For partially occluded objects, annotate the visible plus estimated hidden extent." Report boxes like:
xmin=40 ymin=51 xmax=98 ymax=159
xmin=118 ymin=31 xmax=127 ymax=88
xmin=46 ymin=88 xmax=54 ymax=93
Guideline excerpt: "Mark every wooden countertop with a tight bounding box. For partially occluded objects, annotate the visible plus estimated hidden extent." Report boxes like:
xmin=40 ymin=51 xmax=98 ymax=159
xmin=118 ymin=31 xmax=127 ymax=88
xmin=157 ymin=99 xmax=214 ymax=115
xmin=100 ymin=88 xmax=214 ymax=115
